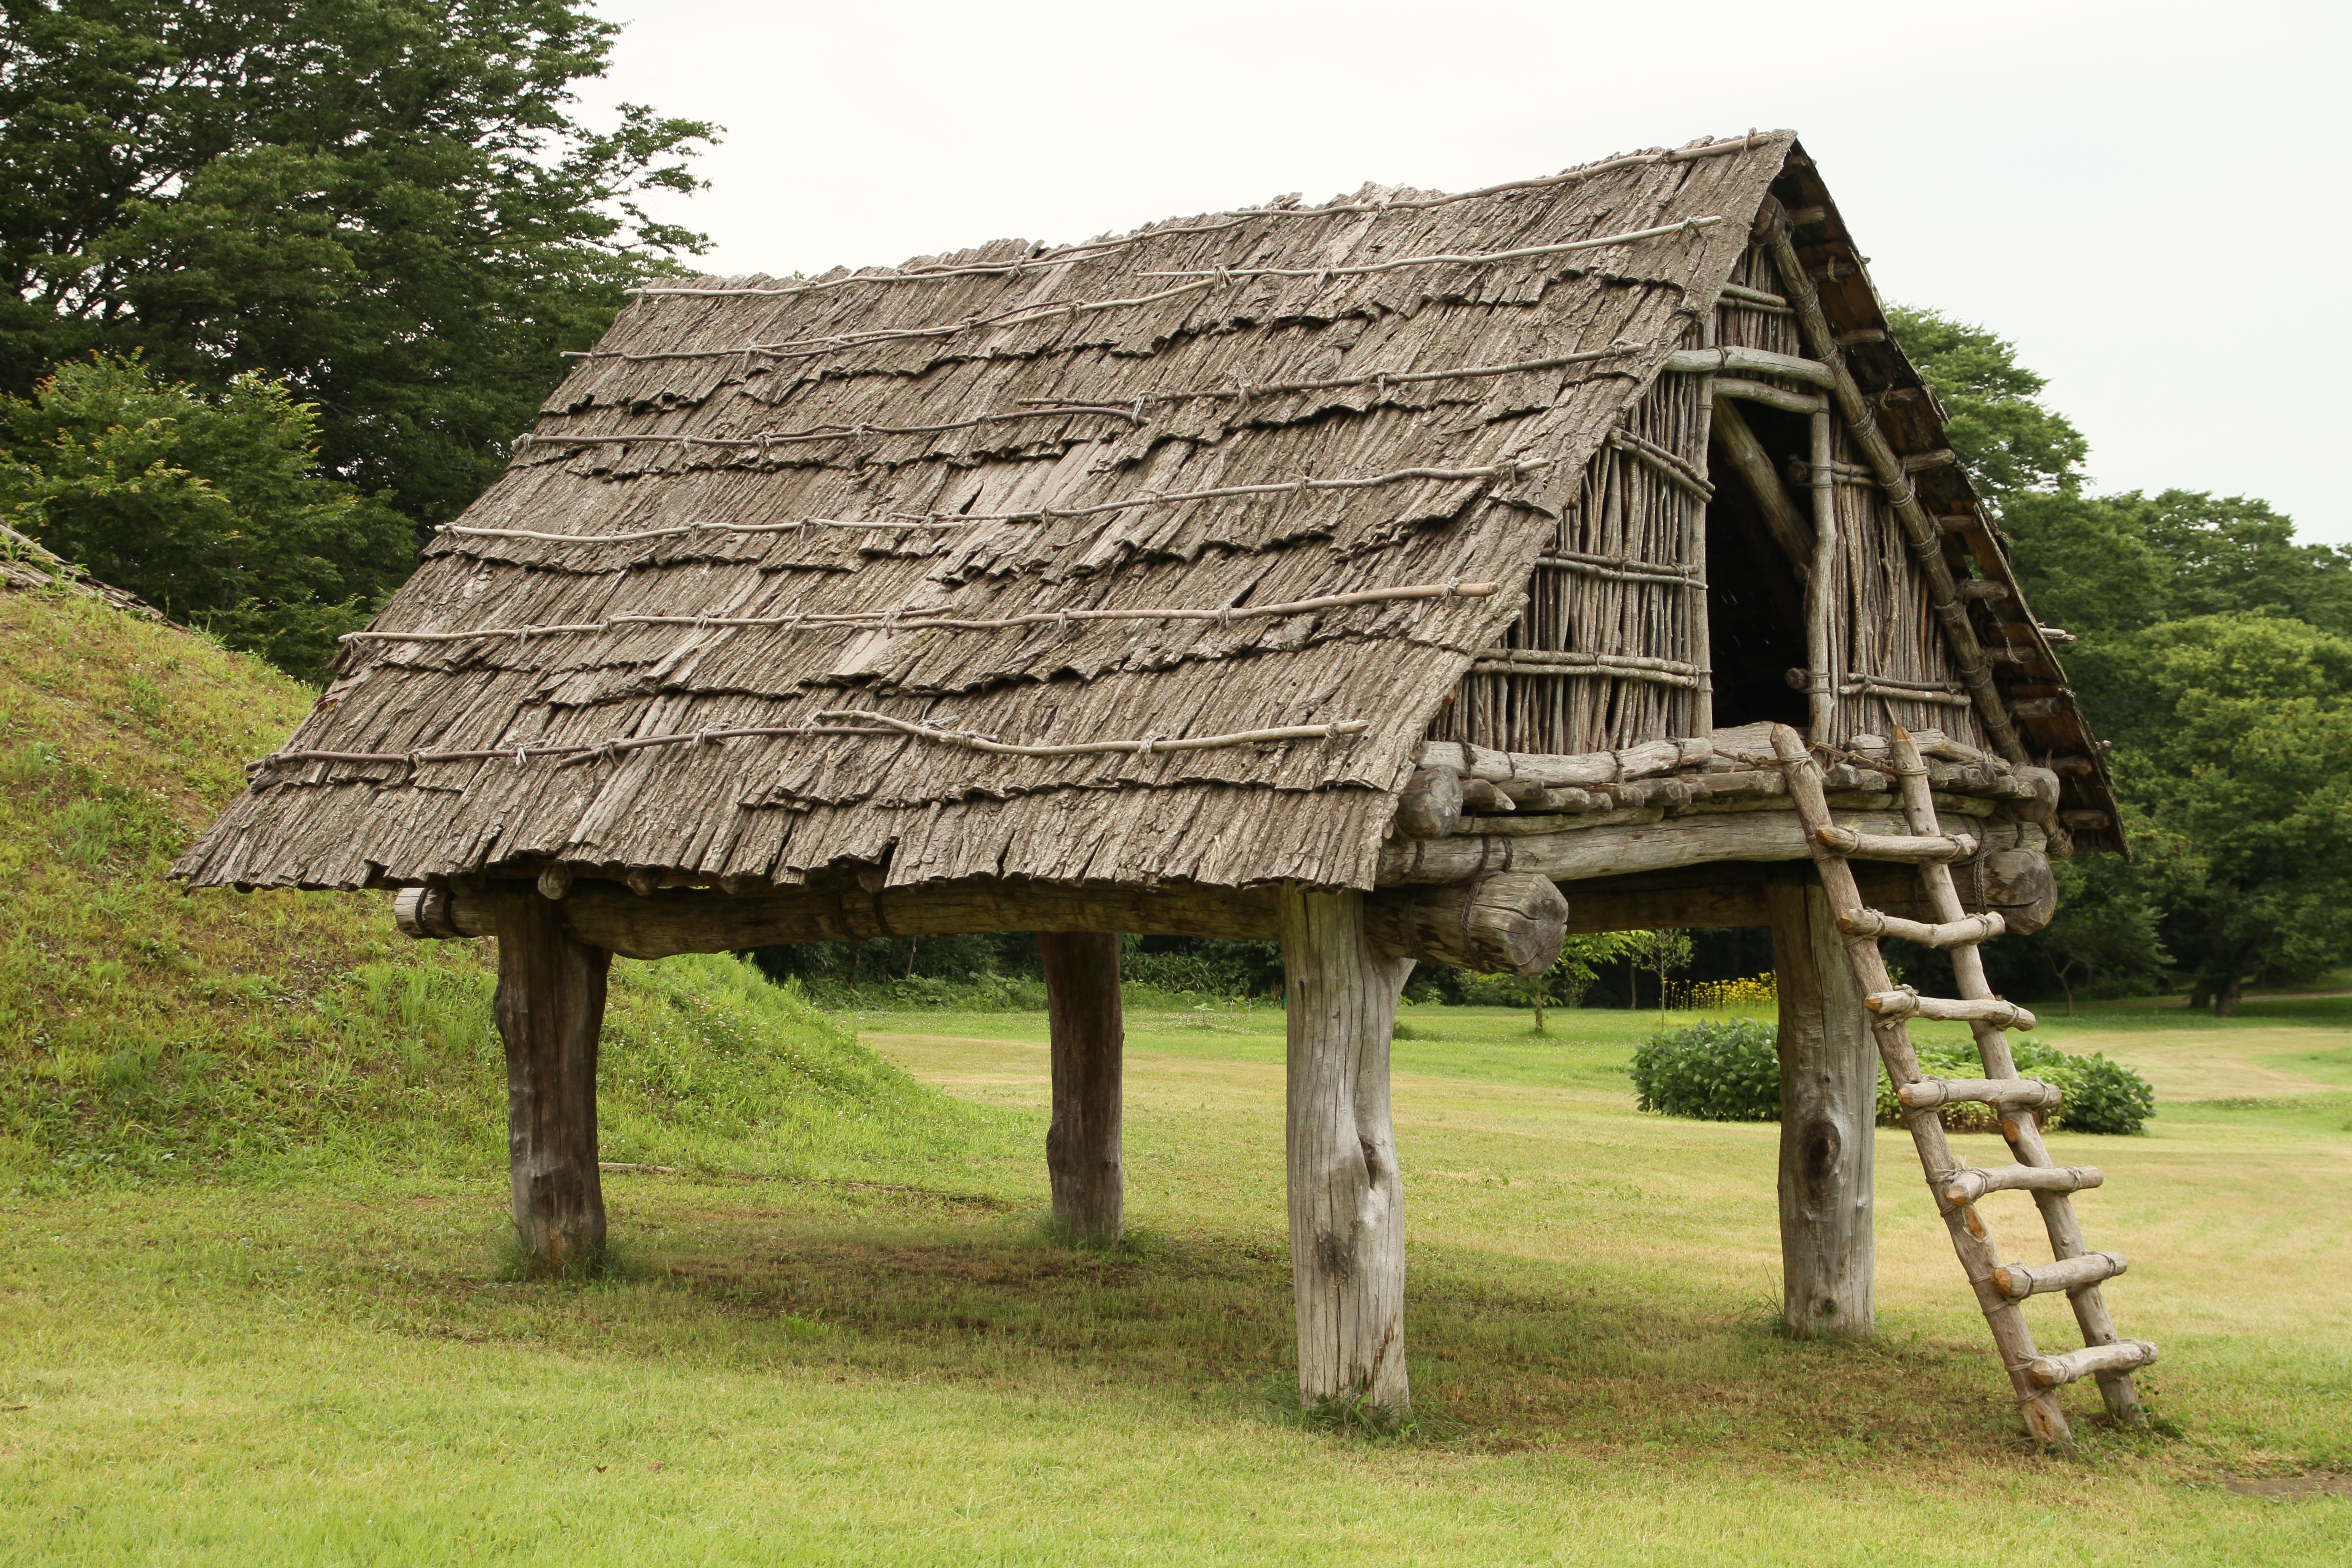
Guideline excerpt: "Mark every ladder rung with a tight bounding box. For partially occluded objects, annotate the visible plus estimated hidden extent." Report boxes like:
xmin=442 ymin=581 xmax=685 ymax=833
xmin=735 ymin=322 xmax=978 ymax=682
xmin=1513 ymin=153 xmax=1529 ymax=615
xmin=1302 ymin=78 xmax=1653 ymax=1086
xmin=1944 ymin=1163 xmax=2102 ymax=1205
xmin=1839 ymin=908 xmax=2005 ymax=948
xmin=1993 ymin=1251 xmax=2127 ymax=1300
xmin=2024 ymin=1338 xmax=2158 ymax=1389
xmin=1867 ymin=990 xmax=2037 ymax=1029
xmin=1816 ymin=824 xmax=1979 ymax=862
xmin=1899 ymin=1076 xmax=2063 ymax=1112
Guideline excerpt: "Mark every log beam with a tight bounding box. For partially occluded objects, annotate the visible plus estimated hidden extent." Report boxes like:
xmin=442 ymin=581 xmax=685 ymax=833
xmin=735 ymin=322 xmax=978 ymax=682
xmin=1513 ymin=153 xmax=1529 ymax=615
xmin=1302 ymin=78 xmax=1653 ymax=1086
xmin=1281 ymin=886 xmax=1413 ymax=1412
xmin=1768 ymin=870 xmax=1875 ymax=1337
xmin=1377 ymin=806 xmax=2048 ymax=887
xmin=1039 ymin=932 xmax=1124 ymax=1245
xmin=1550 ymin=856 xmax=2053 ymax=933
xmin=1363 ymin=872 xmax=1567 ymax=974
xmin=492 ymin=892 xmax=610 ymax=1274
xmin=397 ymin=872 xmax=1569 ymax=969
xmin=1710 ymin=396 xmax=1816 ymax=577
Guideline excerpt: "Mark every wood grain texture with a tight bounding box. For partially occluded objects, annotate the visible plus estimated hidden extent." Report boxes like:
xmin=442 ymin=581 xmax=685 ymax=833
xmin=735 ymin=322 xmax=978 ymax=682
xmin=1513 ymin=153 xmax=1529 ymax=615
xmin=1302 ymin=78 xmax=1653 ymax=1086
xmin=492 ymin=892 xmax=610 ymax=1274
xmin=1769 ymin=871 xmax=1874 ymax=1338
xmin=1282 ymin=887 xmax=1414 ymax=1411
xmin=1882 ymin=729 xmax=2147 ymax=1427
xmin=1766 ymin=724 xmax=2075 ymax=1449
xmin=1363 ymin=872 xmax=1567 ymax=974
xmin=1040 ymin=932 xmax=1123 ymax=1245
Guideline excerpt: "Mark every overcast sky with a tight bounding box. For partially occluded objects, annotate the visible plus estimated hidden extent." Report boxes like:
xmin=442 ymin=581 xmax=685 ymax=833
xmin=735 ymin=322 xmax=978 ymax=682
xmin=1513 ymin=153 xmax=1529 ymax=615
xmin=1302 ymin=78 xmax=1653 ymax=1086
xmin=580 ymin=0 xmax=2350 ymax=543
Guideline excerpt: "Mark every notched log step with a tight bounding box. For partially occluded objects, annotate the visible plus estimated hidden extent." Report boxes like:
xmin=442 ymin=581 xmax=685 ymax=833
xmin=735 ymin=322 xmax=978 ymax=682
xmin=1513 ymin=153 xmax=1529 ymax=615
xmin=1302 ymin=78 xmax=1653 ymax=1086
xmin=1816 ymin=824 xmax=1977 ymax=862
xmin=1867 ymin=990 xmax=2037 ymax=1029
xmin=1898 ymin=1076 xmax=2064 ymax=1112
xmin=1943 ymin=1163 xmax=2102 ymax=1205
xmin=1992 ymin=1251 xmax=2127 ymax=1301
xmin=2024 ymin=1338 xmax=2159 ymax=1389
xmin=1839 ymin=907 xmax=2005 ymax=948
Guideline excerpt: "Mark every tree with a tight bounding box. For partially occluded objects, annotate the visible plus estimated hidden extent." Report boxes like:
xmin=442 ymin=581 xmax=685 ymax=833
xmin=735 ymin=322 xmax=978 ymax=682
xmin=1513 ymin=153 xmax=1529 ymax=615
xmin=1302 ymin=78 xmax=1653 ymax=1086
xmin=1997 ymin=826 xmax=2176 ymax=1011
xmin=2114 ymin=613 xmax=2352 ymax=1013
xmin=0 ymin=352 xmax=412 ymax=679
xmin=1894 ymin=302 xmax=2352 ymax=1006
xmin=1883 ymin=306 xmax=2088 ymax=502
xmin=0 ymin=0 xmax=716 ymax=534
xmin=1519 ymin=932 xmax=1635 ymax=1033
xmin=1617 ymin=928 xmax=1694 ymax=1021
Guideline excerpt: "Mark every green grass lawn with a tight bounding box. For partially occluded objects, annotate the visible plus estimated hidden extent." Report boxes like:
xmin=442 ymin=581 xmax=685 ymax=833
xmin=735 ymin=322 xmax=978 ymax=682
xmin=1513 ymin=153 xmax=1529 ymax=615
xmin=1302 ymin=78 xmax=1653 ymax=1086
xmin=5 ymin=989 xmax=2348 ymax=1565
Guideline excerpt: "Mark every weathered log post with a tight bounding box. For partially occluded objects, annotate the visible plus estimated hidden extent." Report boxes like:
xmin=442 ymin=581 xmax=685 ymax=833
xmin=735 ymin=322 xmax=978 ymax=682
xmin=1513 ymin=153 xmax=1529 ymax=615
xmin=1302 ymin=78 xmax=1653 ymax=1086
xmin=1279 ymin=885 xmax=1415 ymax=1412
xmin=1766 ymin=868 xmax=1875 ymax=1336
xmin=1039 ymin=931 xmax=1124 ymax=1245
xmin=492 ymin=890 xmax=611 ymax=1273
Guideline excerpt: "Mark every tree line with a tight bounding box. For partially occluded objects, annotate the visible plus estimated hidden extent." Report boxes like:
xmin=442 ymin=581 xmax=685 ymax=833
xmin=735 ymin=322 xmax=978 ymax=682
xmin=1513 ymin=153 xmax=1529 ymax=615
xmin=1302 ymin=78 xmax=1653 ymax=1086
xmin=0 ymin=0 xmax=713 ymax=677
xmin=1890 ymin=309 xmax=2352 ymax=1012
xmin=2 ymin=3 xmax=2340 ymax=1010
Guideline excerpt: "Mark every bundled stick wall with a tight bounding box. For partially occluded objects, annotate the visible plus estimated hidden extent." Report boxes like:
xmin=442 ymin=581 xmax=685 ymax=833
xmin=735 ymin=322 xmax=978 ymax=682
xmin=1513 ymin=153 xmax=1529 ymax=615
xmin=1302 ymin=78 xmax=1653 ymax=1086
xmin=1429 ymin=371 xmax=1713 ymax=754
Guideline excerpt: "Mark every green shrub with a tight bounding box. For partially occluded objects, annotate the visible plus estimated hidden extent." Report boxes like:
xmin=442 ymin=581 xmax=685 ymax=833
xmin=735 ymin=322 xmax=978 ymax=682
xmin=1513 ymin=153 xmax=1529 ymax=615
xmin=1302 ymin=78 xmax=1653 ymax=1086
xmin=1633 ymin=1021 xmax=2157 ymax=1137
xmin=1875 ymin=1038 xmax=2156 ymax=1136
xmin=1629 ymin=1019 xmax=1780 ymax=1121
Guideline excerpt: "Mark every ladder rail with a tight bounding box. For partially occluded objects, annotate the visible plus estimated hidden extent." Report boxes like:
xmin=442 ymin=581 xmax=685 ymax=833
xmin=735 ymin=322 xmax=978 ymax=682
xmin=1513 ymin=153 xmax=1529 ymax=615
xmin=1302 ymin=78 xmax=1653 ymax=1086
xmin=1886 ymin=731 xmax=2148 ymax=1427
xmin=1770 ymin=726 xmax=2076 ymax=1448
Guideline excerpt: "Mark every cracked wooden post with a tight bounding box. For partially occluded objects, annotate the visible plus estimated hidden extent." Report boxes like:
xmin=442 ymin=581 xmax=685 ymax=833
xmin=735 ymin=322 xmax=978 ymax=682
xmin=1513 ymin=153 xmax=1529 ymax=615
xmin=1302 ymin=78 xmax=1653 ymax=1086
xmin=1280 ymin=885 xmax=1414 ymax=1411
xmin=1039 ymin=931 xmax=1124 ymax=1245
xmin=1768 ymin=868 xmax=1875 ymax=1336
xmin=492 ymin=891 xmax=611 ymax=1273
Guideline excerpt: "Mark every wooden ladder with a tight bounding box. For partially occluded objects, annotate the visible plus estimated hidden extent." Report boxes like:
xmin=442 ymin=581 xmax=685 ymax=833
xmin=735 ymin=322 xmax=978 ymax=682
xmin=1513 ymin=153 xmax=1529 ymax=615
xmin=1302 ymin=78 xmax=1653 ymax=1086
xmin=1771 ymin=725 xmax=2156 ymax=1450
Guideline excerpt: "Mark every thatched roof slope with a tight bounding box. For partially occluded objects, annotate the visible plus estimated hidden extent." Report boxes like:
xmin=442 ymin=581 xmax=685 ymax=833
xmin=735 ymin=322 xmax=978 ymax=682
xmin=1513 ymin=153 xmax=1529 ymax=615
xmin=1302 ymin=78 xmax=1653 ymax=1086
xmin=175 ymin=130 xmax=2115 ymax=892
xmin=180 ymin=134 xmax=1800 ymax=892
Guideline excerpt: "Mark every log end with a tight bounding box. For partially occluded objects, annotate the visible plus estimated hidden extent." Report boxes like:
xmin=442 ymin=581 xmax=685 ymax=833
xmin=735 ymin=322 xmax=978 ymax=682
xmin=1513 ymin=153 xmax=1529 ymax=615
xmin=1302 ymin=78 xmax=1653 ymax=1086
xmin=1367 ymin=872 xmax=1568 ymax=974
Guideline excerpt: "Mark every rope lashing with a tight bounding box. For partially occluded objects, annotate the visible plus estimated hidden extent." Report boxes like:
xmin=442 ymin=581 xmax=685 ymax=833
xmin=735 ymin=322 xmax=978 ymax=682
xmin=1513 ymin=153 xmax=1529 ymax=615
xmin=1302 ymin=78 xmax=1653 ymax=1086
xmin=584 ymin=218 xmax=1725 ymax=370
xmin=807 ymin=709 xmax=1373 ymax=760
xmin=432 ymin=460 xmax=1551 ymax=548
xmin=513 ymin=350 xmax=1639 ymax=459
xmin=627 ymin=147 xmax=1766 ymax=299
xmin=1137 ymin=217 xmax=1725 ymax=284
xmin=345 ymin=577 xmax=1505 ymax=647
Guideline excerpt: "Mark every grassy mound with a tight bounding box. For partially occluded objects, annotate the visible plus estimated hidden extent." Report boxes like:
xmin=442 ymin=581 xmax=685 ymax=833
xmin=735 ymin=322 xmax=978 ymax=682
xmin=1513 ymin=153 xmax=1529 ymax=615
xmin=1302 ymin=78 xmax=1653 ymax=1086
xmin=0 ymin=578 xmax=1013 ymax=1190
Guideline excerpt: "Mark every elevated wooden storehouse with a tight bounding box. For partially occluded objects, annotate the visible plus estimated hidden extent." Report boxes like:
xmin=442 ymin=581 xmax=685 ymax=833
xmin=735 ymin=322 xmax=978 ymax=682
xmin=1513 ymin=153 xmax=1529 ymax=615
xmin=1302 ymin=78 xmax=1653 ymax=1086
xmin=178 ymin=131 xmax=2150 ymax=1448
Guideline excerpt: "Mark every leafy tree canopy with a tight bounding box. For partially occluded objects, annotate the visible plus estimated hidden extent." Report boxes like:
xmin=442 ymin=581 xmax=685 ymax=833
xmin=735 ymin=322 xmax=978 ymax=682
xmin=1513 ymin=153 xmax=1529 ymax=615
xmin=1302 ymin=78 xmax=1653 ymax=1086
xmin=0 ymin=352 xmax=414 ymax=680
xmin=2116 ymin=613 xmax=2352 ymax=1007
xmin=1893 ymin=304 xmax=2352 ymax=1005
xmin=0 ymin=0 xmax=715 ymax=532
xmin=1884 ymin=305 xmax=2088 ymax=500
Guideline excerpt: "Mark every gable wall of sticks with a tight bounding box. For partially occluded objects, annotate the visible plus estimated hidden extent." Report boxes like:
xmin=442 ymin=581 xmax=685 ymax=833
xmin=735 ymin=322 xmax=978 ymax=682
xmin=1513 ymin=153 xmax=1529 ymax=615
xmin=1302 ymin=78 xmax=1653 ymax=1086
xmin=1426 ymin=238 xmax=1987 ymax=758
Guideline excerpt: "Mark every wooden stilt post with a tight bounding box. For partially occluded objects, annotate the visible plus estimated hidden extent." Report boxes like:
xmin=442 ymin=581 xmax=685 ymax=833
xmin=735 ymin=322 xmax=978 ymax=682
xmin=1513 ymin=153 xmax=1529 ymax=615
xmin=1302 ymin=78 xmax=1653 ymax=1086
xmin=1768 ymin=868 xmax=1875 ymax=1336
xmin=1279 ymin=885 xmax=1415 ymax=1411
xmin=1039 ymin=931 xmax=1124 ymax=1245
xmin=492 ymin=891 xmax=610 ymax=1273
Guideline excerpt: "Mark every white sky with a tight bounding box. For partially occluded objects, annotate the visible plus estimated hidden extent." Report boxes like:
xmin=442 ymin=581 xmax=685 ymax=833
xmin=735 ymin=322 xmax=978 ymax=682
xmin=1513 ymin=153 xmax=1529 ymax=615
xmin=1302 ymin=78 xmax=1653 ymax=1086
xmin=580 ymin=0 xmax=2351 ymax=543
